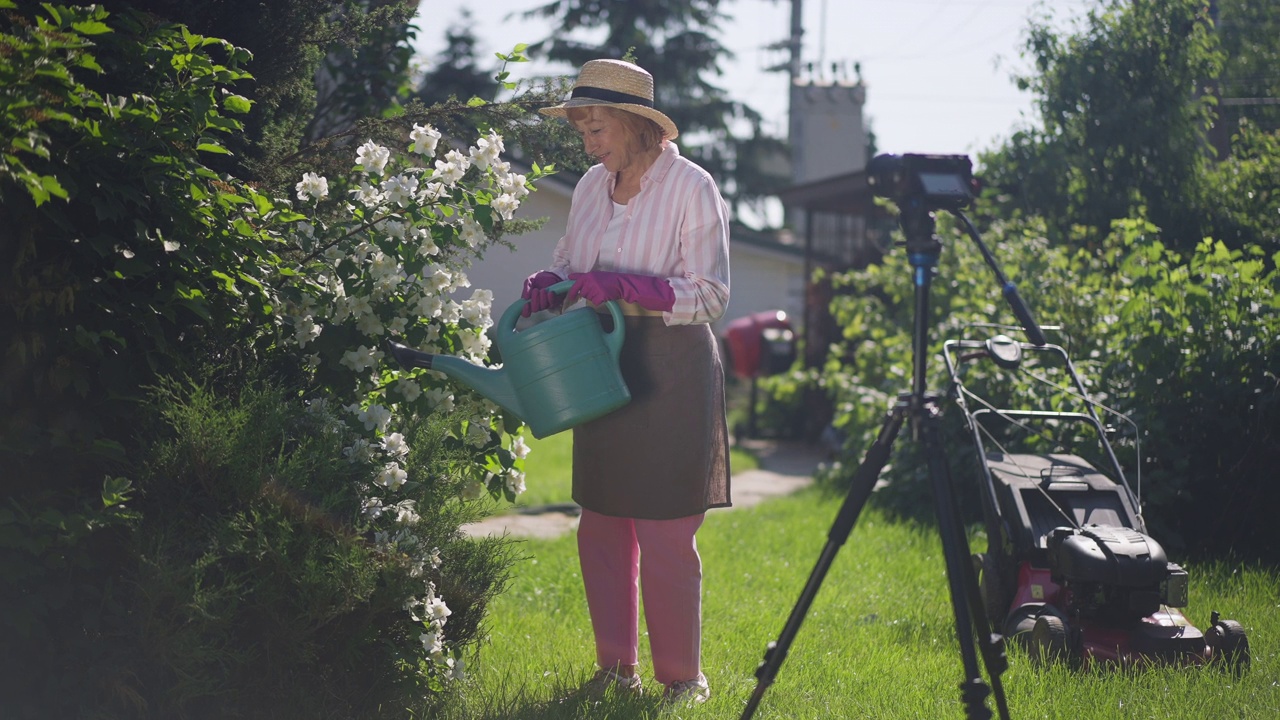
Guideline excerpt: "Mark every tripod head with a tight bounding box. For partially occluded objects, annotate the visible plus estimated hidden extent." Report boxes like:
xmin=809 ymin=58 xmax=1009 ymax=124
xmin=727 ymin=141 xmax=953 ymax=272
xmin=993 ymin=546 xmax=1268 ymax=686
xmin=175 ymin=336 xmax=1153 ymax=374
xmin=867 ymin=153 xmax=975 ymax=212
xmin=867 ymin=152 xmax=1046 ymax=347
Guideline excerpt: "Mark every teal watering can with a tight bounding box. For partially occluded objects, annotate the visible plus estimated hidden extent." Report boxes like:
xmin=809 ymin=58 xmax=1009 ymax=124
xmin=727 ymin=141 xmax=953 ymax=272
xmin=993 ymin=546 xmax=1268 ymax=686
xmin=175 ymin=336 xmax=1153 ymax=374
xmin=386 ymin=280 xmax=631 ymax=438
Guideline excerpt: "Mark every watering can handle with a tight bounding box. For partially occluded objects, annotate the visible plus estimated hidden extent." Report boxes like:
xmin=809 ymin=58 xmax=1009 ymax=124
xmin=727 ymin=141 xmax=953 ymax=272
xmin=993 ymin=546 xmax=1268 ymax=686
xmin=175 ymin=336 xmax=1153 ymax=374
xmin=499 ymin=279 xmax=626 ymax=361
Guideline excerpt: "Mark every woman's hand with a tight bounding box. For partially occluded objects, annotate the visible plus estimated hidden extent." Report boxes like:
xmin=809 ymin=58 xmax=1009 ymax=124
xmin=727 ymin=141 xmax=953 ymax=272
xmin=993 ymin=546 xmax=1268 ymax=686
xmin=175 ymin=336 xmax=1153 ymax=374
xmin=521 ymin=271 xmax=564 ymax=317
xmin=566 ymin=271 xmax=675 ymax=312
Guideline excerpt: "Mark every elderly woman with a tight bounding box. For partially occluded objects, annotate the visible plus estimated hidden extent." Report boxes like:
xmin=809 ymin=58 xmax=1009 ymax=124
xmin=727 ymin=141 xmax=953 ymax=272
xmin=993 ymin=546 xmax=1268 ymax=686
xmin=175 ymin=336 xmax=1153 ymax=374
xmin=522 ymin=58 xmax=732 ymax=706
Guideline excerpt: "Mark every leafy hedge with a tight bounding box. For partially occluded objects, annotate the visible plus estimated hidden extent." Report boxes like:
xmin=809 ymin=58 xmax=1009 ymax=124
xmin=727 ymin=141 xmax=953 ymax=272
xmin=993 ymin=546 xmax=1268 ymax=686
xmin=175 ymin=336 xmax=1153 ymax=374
xmin=126 ymin=377 xmax=513 ymax=719
xmin=803 ymin=210 xmax=1280 ymax=561
xmin=1 ymin=5 xmax=532 ymax=716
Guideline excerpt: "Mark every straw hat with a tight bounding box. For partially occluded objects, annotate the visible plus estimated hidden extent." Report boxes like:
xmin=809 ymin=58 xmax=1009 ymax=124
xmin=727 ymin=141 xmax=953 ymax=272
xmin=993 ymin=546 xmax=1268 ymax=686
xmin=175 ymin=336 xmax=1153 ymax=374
xmin=539 ymin=59 xmax=679 ymax=140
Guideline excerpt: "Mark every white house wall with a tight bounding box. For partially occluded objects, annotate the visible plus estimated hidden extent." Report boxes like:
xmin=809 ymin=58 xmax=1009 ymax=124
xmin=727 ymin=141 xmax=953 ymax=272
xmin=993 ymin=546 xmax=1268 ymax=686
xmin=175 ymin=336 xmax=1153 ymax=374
xmin=721 ymin=245 xmax=805 ymax=330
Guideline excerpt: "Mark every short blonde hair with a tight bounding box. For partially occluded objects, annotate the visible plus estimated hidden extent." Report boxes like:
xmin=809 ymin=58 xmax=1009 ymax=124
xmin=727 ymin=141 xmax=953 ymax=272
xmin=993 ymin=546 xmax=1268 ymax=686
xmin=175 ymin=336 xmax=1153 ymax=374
xmin=567 ymin=106 xmax=667 ymax=155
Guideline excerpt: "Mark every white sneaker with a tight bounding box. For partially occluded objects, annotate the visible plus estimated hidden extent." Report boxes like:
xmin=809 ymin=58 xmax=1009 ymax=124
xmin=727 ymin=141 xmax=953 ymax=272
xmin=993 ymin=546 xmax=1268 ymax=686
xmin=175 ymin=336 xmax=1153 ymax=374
xmin=662 ymin=673 xmax=710 ymax=707
xmin=584 ymin=667 xmax=643 ymax=697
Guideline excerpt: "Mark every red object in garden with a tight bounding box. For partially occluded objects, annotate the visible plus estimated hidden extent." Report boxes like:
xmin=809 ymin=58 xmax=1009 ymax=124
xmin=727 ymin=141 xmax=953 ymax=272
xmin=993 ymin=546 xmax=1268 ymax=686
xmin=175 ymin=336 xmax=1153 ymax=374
xmin=722 ymin=310 xmax=795 ymax=379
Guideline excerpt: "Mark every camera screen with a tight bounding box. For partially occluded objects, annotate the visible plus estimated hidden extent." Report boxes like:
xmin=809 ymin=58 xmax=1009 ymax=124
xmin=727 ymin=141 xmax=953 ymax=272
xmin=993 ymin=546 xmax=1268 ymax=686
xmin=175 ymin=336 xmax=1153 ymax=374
xmin=918 ymin=172 xmax=970 ymax=200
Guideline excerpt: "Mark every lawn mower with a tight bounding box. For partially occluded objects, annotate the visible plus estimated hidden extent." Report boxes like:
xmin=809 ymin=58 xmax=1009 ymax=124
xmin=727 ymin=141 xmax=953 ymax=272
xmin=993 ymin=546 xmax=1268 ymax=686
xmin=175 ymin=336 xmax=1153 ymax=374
xmin=943 ymin=326 xmax=1249 ymax=670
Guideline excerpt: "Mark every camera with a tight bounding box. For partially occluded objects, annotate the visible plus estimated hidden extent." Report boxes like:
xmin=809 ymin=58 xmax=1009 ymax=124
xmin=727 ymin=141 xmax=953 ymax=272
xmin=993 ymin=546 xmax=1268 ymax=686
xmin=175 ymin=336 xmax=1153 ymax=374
xmin=866 ymin=153 xmax=975 ymax=210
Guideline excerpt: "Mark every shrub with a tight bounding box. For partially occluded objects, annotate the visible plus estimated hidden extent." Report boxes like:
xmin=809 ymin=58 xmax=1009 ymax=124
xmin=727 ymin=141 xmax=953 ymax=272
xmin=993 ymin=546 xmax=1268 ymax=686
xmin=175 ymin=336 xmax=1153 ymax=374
xmin=815 ymin=208 xmax=1280 ymax=561
xmin=110 ymin=375 xmax=517 ymax=719
xmin=2 ymin=4 xmax=552 ymax=715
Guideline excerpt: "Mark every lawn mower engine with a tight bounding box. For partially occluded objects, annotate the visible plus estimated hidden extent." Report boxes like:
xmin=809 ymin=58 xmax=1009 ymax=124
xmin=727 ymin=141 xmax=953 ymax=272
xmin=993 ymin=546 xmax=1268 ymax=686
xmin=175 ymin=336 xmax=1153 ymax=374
xmin=1046 ymin=525 xmax=1188 ymax=621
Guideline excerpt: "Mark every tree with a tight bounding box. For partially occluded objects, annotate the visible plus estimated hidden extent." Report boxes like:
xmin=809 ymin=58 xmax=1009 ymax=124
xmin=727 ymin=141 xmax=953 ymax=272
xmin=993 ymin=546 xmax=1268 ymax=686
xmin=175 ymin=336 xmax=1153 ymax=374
xmin=981 ymin=0 xmax=1223 ymax=250
xmin=981 ymin=0 xmax=1280 ymax=252
xmin=98 ymin=0 xmax=420 ymax=188
xmin=1212 ymin=0 xmax=1280 ymax=141
xmin=524 ymin=0 xmax=790 ymax=223
xmin=0 ymin=4 xmax=554 ymax=715
xmin=415 ymin=8 xmax=500 ymax=107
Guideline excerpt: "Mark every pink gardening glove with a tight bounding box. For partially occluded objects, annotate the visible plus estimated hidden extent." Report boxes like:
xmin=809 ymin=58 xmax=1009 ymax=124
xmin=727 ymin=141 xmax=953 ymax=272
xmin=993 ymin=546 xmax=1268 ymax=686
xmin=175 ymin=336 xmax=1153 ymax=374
xmin=565 ymin=271 xmax=676 ymax=312
xmin=521 ymin=271 xmax=564 ymax=317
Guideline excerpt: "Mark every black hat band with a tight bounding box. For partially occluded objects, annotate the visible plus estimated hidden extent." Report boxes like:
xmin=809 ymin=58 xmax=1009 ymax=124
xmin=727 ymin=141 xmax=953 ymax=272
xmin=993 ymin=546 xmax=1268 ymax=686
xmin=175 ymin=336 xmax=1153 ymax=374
xmin=570 ymin=85 xmax=654 ymax=107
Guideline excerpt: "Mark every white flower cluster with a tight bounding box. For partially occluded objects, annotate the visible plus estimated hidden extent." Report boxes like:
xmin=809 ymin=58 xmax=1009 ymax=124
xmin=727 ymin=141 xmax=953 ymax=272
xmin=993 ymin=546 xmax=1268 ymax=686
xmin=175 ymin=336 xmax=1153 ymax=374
xmin=283 ymin=125 xmax=544 ymax=684
xmin=407 ymin=581 xmax=463 ymax=678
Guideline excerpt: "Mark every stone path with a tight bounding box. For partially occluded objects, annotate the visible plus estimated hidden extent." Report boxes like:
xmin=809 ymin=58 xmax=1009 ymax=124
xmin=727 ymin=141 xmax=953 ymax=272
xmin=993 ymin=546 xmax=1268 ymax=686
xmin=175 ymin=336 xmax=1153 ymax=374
xmin=461 ymin=438 xmax=827 ymax=539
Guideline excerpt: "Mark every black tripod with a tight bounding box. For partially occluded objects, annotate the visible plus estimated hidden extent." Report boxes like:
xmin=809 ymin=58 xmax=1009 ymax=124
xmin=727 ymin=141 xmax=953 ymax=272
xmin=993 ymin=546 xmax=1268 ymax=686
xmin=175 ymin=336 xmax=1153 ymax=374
xmin=741 ymin=183 xmax=1042 ymax=719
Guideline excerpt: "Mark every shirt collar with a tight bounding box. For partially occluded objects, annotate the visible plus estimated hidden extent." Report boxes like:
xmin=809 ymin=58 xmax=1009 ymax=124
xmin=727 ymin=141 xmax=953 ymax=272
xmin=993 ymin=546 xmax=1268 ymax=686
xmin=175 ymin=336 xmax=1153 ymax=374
xmin=604 ymin=142 xmax=681 ymax=194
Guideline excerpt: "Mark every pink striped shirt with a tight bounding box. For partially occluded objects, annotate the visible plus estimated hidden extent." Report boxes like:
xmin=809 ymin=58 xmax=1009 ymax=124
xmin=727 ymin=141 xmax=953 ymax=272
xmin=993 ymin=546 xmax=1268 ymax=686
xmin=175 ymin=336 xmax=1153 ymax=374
xmin=547 ymin=142 xmax=731 ymax=325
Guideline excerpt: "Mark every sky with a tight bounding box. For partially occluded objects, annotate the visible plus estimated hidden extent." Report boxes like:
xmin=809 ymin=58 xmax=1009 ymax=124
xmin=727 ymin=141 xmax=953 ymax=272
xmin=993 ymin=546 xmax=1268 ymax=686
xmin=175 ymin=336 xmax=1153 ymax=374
xmin=411 ymin=0 xmax=1097 ymax=157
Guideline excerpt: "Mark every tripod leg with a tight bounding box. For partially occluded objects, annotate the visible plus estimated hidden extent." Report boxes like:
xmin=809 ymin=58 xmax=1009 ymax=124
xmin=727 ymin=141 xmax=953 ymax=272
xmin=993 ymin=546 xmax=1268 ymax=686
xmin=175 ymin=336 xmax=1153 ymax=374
xmin=919 ymin=409 xmax=1010 ymax=720
xmin=740 ymin=405 xmax=907 ymax=720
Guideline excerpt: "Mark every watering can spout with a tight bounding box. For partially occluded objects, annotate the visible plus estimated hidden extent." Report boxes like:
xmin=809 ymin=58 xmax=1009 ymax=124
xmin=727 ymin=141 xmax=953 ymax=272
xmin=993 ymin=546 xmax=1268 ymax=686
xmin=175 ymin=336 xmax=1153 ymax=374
xmin=385 ymin=341 xmax=523 ymax=417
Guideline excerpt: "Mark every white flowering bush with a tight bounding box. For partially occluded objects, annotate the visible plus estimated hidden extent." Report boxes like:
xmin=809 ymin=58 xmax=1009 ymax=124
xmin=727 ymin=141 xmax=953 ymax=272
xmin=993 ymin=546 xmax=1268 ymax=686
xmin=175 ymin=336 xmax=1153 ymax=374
xmin=272 ymin=125 xmax=550 ymax=685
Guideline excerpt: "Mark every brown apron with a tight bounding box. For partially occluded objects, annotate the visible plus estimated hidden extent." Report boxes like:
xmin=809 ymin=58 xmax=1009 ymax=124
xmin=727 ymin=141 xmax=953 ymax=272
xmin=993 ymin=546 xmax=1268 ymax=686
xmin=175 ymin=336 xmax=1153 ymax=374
xmin=572 ymin=316 xmax=732 ymax=520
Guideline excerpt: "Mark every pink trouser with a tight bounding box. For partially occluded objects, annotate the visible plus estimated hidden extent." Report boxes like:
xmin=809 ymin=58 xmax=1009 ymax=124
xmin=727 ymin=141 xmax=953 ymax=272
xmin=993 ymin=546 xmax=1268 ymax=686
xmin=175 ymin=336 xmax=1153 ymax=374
xmin=577 ymin=508 xmax=705 ymax=685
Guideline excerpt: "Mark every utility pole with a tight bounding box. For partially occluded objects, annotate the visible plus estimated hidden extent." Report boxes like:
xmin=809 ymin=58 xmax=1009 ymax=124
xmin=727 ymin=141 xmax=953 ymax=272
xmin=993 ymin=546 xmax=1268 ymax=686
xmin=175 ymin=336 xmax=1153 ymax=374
xmin=786 ymin=0 xmax=805 ymax=183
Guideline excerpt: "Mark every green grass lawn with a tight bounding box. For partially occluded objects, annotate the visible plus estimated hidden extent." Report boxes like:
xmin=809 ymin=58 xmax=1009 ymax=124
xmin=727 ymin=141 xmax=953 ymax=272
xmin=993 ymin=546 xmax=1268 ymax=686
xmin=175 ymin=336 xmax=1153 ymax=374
xmin=443 ymin=486 xmax=1279 ymax=719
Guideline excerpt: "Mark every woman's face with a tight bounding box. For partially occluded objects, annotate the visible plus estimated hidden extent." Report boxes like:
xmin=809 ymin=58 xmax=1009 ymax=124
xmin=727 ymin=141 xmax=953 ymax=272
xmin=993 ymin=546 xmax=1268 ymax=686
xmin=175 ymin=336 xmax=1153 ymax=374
xmin=574 ymin=109 xmax=636 ymax=175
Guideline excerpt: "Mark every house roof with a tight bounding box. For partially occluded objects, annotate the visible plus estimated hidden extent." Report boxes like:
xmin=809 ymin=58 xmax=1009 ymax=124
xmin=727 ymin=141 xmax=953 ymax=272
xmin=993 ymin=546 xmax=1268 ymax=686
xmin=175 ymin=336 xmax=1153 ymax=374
xmin=776 ymin=169 xmax=878 ymax=216
xmin=730 ymin=222 xmax=806 ymax=261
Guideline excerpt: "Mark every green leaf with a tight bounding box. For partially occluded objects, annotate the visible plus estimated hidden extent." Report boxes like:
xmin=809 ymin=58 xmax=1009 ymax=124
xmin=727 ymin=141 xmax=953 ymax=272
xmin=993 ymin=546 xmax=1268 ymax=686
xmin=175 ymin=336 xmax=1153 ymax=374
xmin=222 ymin=94 xmax=253 ymax=114
xmin=211 ymin=270 xmax=237 ymax=293
xmin=102 ymin=476 xmax=133 ymax=507
xmin=71 ymin=20 xmax=112 ymax=35
xmin=90 ymin=439 xmax=127 ymax=463
xmin=196 ymin=142 xmax=231 ymax=154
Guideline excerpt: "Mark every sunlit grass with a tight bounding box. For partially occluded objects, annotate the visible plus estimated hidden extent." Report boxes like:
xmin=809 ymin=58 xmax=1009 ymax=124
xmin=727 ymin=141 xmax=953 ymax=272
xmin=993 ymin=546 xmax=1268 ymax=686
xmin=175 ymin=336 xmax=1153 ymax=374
xmin=442 ymin=487 xmax=1280 ymax=719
